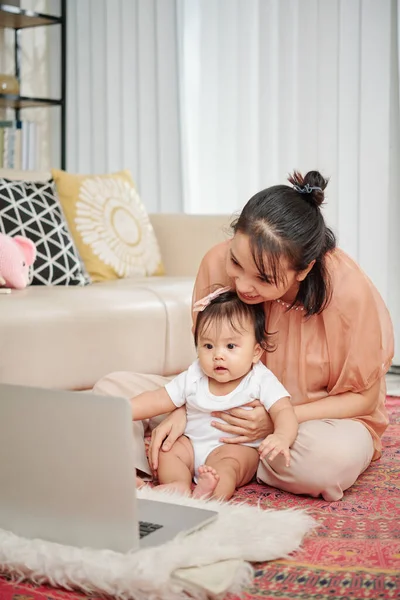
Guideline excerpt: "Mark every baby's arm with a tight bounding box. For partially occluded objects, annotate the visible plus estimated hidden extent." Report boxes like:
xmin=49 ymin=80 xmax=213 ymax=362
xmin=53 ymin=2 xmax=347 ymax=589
xmin=258 ymin=397 xmax=298 ymax=466
xmin=130 ymin=388 xmax=177 ymax=421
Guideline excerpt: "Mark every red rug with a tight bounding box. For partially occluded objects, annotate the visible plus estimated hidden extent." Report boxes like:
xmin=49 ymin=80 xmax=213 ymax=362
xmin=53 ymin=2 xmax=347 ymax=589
xmin=0 ymin=397 xmax=399 ymax=600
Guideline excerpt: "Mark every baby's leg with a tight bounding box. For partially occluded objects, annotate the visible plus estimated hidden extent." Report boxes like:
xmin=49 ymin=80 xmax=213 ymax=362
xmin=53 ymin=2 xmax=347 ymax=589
xmin=156 ymin=435 xmax=194 ymax=495
xmin=193 ymin=445 xmax=259 ymax=501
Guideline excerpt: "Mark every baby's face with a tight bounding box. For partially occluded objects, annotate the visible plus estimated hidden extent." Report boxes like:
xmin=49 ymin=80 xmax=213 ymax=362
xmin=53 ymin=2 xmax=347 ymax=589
xmin=197 ymin=317 xmax=261 ymax=384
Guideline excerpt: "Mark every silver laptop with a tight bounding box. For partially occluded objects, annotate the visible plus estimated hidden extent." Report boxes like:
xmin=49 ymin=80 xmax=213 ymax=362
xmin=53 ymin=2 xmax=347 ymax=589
xmin=0 ymin=384 xmax=217 ymax=552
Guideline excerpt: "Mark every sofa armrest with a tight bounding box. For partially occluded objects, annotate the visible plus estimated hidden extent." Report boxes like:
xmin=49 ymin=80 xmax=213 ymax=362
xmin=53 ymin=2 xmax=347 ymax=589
xmin=149 ymin=213 xmax=231 ymax=277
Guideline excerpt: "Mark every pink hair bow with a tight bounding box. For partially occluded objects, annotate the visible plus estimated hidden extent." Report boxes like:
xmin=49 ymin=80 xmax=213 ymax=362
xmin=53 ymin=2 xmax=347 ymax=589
xmin=193 ymin=286 xmax=231 ymax=312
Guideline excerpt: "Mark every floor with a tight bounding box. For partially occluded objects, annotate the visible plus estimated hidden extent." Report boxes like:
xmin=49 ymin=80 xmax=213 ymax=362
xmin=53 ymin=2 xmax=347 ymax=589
xmin=2 ymin=395 xmax=399 ymax=600
xmin=386 ymin=372 xmax=400 ymax=396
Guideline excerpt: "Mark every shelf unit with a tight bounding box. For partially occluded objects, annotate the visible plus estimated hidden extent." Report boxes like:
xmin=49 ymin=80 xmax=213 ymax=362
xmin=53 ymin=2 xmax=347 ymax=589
xmin=0 ymin=2 xmax=66 ymax=168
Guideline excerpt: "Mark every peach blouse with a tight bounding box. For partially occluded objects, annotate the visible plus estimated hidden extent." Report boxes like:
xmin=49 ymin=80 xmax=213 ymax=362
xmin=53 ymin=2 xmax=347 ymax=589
xmin=192 ymin=242 xmax=394 ymax=460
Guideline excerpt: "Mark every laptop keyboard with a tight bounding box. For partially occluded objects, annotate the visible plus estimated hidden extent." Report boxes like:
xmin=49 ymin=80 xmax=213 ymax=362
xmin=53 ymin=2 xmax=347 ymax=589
xmin=139 ymin=520 xmax=163 ymax=539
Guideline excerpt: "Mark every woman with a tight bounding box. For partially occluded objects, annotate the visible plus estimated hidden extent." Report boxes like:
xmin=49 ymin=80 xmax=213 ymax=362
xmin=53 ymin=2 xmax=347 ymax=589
xmin=93 ymin=170 xmax=394 ymax=502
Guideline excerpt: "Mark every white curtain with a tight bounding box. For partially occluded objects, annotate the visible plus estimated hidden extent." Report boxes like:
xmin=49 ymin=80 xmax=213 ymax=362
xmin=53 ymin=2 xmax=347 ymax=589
xmin=178 ymin=0 xmax=392 ymax=226
xmin=66 ymin=0 xmax=183 ymax=213
xmin=178 ymin=0 xmax=399 ymax=363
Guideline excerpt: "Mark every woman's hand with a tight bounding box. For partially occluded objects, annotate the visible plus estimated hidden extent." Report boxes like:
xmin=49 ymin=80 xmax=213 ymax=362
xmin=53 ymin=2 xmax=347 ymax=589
xmin=148 ymin=406 xmax=187 ymax=471
xmin=211 ymin=400 xmax=274 ymax=443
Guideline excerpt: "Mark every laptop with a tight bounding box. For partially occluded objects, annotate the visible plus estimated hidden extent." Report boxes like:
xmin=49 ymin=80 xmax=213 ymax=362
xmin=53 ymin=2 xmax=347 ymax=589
xmin=0 ymin=384 xmax=217 ymax=552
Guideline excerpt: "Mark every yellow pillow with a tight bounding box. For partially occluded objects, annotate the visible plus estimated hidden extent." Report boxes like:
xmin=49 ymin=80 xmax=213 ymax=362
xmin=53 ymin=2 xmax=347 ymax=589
xmin=51 ymin=169 xmax=164 ymax=282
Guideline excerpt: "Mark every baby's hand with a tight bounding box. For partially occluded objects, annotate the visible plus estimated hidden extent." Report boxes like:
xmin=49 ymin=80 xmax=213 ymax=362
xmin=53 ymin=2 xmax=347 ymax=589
xmin=259 ymin=433 xmax=291 ymax=467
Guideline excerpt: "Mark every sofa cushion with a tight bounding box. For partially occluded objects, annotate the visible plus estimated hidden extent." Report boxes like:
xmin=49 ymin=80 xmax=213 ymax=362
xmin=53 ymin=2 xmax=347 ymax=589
xmin=51 ymin=169 xmax=164 ymax=282
xmin=0 ymin=277 xmax=196 ymax=390
xmin=0 ymin=178 xmax=89 ymax=286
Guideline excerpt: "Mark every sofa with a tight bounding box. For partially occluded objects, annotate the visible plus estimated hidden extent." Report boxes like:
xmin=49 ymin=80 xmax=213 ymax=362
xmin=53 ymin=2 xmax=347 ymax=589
xmin=0 ymin=169 xmax=230 ymax=391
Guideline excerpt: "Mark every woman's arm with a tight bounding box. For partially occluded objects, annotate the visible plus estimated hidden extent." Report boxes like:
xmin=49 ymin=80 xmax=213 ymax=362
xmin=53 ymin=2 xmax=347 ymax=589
xmin=211 ymin=401 xmax=273 ymax=443
xmin=130 ymin=388 xmax=176 ymax=421
xmin=211 ymin=378 xmax=381 ymax=443
xmin=294 ymin=379 xmax=381 ymax=423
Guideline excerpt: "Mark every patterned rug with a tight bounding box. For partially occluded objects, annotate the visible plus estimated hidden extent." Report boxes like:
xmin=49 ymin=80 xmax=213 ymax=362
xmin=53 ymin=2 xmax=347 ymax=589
xmin=0 ymin=397 xmax=399 ymax=600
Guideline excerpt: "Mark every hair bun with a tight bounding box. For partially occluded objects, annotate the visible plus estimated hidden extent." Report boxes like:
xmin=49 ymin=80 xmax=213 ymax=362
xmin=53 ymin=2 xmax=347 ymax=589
xmin=288 ymin=170 xmax=328 ymax=207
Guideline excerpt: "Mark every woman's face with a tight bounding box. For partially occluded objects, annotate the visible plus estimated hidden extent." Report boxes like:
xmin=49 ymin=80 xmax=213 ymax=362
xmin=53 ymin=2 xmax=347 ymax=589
xmin=226 ymin=232 xmax=306 ymax=304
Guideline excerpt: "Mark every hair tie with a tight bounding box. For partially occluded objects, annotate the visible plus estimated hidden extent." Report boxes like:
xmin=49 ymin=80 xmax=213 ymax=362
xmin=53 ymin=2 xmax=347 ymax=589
xmin=193 ymin=286 xmax=231 ymax=312
xmin=293 ymin=183 xmax=322 ymax=194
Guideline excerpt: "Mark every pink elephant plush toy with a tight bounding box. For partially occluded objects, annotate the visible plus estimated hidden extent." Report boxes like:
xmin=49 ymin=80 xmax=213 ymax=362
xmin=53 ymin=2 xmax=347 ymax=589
xmin=0 ymin=233 xmax=37 ymax=289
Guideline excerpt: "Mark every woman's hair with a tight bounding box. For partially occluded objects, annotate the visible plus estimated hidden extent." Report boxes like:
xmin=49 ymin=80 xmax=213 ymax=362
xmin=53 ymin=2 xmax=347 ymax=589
xmin=231 ymin=170 xmax=336 ymax=315
xmin=193 ymin=289 xmax=273 ymax=351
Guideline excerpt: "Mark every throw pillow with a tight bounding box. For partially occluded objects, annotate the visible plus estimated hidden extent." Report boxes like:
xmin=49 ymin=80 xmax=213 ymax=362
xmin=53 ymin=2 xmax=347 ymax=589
xmin=0 ymin=178 xmax=90 ymax=286
xmin=51 ymin=169 xmax=164 ymax=282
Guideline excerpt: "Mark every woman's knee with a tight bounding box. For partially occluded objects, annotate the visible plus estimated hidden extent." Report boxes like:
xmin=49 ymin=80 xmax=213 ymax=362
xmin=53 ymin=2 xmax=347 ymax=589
xmin=92 ymin=371 xmax=128 ymax=396
xmin=294 ymin=419 xmax=373 ymax=468
xmin=257 ymin=419 xmax=374 ymax=500
xmin=92 ymin=371 xmax=170 ymax=398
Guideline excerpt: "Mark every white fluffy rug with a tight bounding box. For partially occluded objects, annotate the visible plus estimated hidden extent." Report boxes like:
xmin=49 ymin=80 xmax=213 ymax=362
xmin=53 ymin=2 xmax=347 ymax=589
xmin=0 ymin=487 xmax=316 ymax=600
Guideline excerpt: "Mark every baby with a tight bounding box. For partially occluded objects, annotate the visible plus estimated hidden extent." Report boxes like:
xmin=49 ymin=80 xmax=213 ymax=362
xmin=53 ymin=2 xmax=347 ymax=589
xmin=131 ymin=288 xmax=298 ymax=500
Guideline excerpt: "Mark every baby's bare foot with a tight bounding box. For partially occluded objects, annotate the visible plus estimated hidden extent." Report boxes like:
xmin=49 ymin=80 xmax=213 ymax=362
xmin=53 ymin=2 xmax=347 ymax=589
xmin=193 ymin=465 xmax=219 ymax=499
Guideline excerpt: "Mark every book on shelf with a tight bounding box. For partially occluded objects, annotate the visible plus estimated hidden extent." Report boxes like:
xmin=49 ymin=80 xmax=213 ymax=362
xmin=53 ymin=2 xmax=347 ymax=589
xmin=0 ymin=120 xmax=39 ymax=170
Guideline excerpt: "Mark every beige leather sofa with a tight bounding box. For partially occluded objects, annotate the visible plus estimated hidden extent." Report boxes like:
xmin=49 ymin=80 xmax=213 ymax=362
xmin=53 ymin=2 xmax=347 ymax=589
xmin=0 ymin=169 xmax=230 ymax=390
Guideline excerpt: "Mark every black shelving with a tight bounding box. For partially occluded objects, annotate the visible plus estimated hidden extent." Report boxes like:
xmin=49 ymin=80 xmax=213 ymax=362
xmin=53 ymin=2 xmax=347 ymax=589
xmin=0 ymin=93 xmax=62 ymax=109
xmin=0 ymin=4 xmax=61 ymax=28
xmin=0 ymin=2 xmax=66 ymax=168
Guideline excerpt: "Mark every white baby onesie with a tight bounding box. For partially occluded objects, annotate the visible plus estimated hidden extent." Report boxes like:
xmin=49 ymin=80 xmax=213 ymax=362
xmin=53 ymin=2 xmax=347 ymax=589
xmin=165 ymin=360 xmax=290 ymax=477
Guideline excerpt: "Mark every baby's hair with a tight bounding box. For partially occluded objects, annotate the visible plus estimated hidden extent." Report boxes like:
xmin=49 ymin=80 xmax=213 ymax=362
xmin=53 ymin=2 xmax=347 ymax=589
xmin=193 ymin=289 xmax=274 ymax=352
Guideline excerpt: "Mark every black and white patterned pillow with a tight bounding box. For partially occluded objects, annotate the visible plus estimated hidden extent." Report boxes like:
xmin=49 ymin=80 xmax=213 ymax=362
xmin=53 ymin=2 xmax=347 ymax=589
xmin=0 ymin=178 xmax=90 ymax=286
